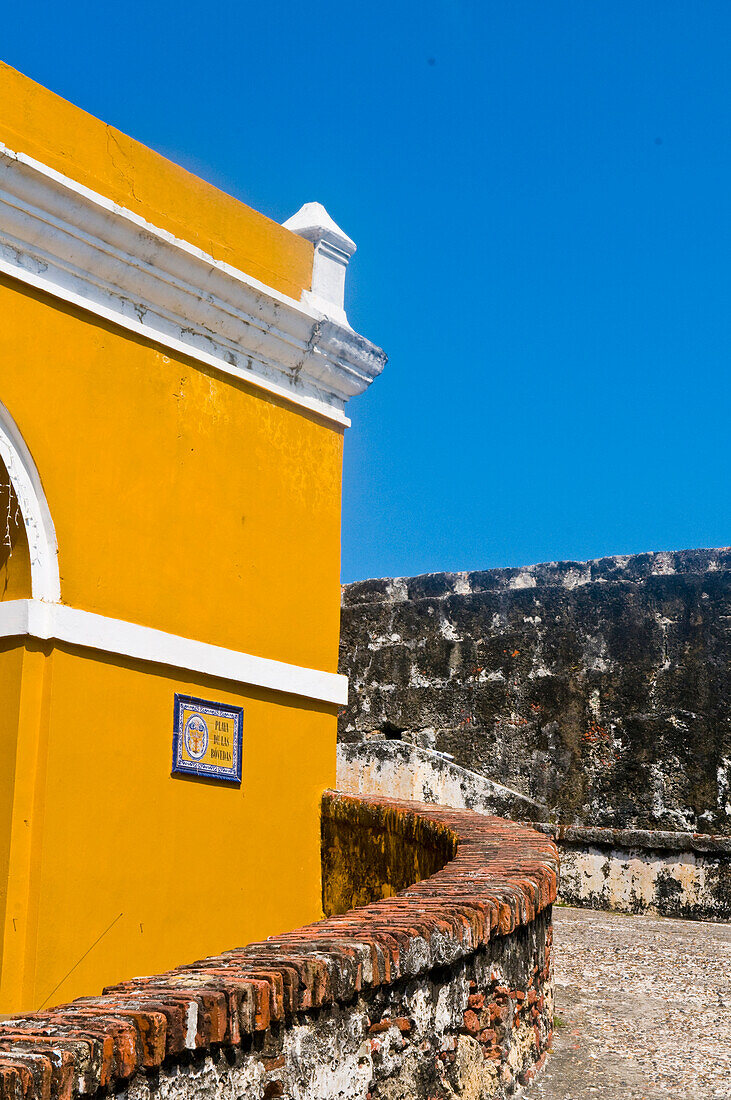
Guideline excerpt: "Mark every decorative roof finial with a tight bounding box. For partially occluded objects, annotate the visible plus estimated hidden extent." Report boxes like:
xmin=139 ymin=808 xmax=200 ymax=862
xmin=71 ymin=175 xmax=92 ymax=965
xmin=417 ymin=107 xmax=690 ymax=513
xmin=283 ymin=202 xmax=356 ymax=326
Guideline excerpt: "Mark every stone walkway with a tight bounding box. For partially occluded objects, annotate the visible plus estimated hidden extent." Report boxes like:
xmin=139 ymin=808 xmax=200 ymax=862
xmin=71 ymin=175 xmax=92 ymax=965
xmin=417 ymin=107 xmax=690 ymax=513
xmin=523 ymin=905 xmax=731 ymax=1099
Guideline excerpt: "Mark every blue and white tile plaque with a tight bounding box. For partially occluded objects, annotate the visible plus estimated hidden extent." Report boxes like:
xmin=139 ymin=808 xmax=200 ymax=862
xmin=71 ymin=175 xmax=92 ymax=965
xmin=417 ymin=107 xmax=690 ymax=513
xmin=172 ymin=694 xmax=243 ymax=783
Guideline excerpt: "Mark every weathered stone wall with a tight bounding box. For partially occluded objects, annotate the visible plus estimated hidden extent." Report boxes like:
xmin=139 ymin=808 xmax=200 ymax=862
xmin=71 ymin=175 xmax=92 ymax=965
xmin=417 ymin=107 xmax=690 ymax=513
xmin=337 ymin=740 xmax=550 ymax=822
xmin=0 ymin=794 xmax=558 ymax=1100
xmin=116 ymin=910 xmax=553 ymax=1100
xmin=547 ymin=824 xmax=731 ymax=920
xmin=337 ymin=741 xmax=731 ymax=921
xmin=339 ymin=548 xmax=731 ymax=836
xmin=119 ymin=910 xmax=554 ymax=1100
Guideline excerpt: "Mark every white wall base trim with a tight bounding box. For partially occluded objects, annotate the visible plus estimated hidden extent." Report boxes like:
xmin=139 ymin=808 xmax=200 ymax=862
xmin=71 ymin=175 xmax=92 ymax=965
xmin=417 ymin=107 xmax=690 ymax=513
xmin=0 ymin=600 xmax=348 ymax=706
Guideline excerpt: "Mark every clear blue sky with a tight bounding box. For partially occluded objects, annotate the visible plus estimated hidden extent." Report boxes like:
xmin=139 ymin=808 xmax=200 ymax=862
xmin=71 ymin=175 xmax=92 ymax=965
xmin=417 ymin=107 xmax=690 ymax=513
xmin=4 ymin=2 xmax=730 ymax=581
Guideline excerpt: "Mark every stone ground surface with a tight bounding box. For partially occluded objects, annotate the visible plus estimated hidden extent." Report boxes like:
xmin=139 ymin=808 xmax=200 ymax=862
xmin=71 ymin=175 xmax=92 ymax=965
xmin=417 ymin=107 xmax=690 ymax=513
xmin=522 ymin=905 xmax=731 ymax=1099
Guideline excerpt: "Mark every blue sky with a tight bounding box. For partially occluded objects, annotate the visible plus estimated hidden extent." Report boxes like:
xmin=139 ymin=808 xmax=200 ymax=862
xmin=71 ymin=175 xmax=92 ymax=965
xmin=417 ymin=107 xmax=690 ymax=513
xmin=4 ymin=2 xmax=730 ymax=581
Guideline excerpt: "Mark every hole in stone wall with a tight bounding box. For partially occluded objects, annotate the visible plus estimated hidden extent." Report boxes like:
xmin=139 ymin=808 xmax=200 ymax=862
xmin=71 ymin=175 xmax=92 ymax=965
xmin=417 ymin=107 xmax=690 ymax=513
xmin=381 ymin=722 xmax=405 ymax=741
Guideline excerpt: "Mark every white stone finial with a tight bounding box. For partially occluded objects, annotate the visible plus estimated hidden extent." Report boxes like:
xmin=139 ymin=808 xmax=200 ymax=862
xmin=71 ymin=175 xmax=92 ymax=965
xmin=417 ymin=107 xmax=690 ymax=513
xmin=283 ymin=202 xmax=356 ymax=326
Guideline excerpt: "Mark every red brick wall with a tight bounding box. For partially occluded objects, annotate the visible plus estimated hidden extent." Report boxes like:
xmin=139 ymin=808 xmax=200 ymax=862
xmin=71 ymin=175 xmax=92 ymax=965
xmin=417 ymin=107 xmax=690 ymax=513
xmin=0 ymin=794 xmax=559 ymax=1100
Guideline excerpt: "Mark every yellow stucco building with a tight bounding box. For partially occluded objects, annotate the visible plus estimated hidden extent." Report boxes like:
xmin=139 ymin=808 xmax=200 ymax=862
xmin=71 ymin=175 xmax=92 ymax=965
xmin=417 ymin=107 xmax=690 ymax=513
xmin=0 ymin=63 xmax=385 ymax=1013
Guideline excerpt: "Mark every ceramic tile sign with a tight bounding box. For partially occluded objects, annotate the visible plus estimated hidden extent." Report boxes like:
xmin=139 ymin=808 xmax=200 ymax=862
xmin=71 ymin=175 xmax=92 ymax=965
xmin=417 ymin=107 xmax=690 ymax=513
xmin=172 ymin=694 xmax=243 ymax=783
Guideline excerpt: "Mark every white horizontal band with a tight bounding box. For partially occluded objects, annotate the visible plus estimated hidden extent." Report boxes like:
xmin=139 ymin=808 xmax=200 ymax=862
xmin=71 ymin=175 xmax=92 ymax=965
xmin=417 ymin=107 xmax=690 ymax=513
xmin=0 ymin=144 xmax=386 ymax=427
xmin=0 ymin=254 xmax=351 ymax=428
xmin=0 ymin=600 xmax=348 ymax=706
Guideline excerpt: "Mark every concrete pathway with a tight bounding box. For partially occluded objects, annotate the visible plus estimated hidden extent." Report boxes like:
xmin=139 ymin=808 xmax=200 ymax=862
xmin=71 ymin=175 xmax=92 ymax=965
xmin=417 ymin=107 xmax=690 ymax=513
xmin=523 ymin=906 xmax=731 ymax=1099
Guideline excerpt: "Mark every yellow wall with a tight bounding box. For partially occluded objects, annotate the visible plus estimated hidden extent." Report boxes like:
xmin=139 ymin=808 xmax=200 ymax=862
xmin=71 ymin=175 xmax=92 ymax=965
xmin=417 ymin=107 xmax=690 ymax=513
xmin=0 ymin=481 xmax=33 ymax=988
xmin=0 ymin=63 xmax=313 ymax=302
xmin=0 ymin=643 xmax=25 ymax=977
xmin=0 ymin=278 xmax=344 ymax=673
xmin=1 ymin=644 xmax=335 ymax=1011
xmin=0 ymin=68 xmax=346 ymax=1011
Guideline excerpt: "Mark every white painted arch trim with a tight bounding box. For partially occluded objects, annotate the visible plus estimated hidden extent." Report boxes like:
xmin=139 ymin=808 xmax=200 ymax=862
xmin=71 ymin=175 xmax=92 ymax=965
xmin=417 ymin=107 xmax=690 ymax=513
xmin=0 ymin=144 xmax=386 ymax=428
xmin=0 ymin=600 xmax=348 ymax=706
xmin=0 ymin=401 xmax=60 ymax=602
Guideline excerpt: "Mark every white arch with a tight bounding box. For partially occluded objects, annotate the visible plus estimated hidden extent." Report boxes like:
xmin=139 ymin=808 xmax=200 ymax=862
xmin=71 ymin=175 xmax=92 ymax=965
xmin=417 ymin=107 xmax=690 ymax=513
xmin=0 ymin=400 xmax=60 ymax=603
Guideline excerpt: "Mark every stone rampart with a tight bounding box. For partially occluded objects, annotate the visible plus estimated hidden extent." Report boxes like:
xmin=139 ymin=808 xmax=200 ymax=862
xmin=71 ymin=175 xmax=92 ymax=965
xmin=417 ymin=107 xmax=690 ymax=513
xmin=337 ymin=739 xmax=550 ymax=821
xmin=541 ymin=822 xmax=731 ymax=920
xmin=338 ymin=742 xmax=731 ymax=920
xmin=0 ymin=794 xmax=558 ymax=1100
xmin=339 ymin=548 xmax=731 ymax=837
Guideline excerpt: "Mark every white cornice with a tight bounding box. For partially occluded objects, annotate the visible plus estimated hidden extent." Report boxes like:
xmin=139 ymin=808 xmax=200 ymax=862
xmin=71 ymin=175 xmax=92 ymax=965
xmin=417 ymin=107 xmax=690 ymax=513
xmin=0 ymin=145 xmax=386 ymax=427
xmin=0 ymin=600 xmax=348 ymax=706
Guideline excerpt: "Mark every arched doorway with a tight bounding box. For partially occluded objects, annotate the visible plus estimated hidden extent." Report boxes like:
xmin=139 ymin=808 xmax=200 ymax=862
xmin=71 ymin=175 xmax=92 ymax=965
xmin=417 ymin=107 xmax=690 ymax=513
xmin=0 ymin=402 xmax=59 ymax=604
xmin=0 ymin=458 xmax=31 ymax=601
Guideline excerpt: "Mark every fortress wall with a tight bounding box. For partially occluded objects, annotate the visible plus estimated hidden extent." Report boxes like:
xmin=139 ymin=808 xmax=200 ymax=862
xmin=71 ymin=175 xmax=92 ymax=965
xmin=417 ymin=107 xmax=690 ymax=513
xmin=339 ymin=548 xmax=731 ymax=837
xmin=544 ymin=824 xmax=731 ymax=919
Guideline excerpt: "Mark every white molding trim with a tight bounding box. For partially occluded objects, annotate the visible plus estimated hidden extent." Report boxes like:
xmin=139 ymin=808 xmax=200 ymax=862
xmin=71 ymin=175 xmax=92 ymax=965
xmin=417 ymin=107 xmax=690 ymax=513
xmin=0 ymin=401 xmax=61 ymax=602
xmin=0 ymin=144 xmax=386 ymax=427
xmin=0 ymin=600 xmax=348 ymax=706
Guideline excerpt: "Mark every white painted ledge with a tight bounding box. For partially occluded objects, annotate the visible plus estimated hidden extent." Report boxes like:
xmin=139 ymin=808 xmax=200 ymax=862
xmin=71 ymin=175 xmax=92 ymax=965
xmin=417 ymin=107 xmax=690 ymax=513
xmin=0 ymin=600 xmax=348 ymax=706
xmin=0 ymin=145 xmax=386 ymax=427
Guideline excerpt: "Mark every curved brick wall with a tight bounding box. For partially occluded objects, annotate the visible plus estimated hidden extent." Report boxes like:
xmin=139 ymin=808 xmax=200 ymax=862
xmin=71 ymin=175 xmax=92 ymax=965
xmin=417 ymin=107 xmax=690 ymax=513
xmin=0 ymin=794 xmax=558 ymax=1100
xmin=338 ymin=741 xmax=731 ymax=921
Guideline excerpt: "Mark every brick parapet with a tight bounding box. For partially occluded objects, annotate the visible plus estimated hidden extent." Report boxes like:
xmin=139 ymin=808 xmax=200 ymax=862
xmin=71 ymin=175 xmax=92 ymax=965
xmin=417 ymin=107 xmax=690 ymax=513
xmin=0 ymin=793 xmax=558 ymax=1100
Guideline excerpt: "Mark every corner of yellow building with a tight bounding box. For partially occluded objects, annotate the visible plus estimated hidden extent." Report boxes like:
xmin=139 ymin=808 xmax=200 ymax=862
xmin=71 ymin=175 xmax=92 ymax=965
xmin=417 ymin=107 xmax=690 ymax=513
xmin=0 ymin=64 xmax=386 ymax=1011
xmin=0 ymin=61 xmax=314 ymax=301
